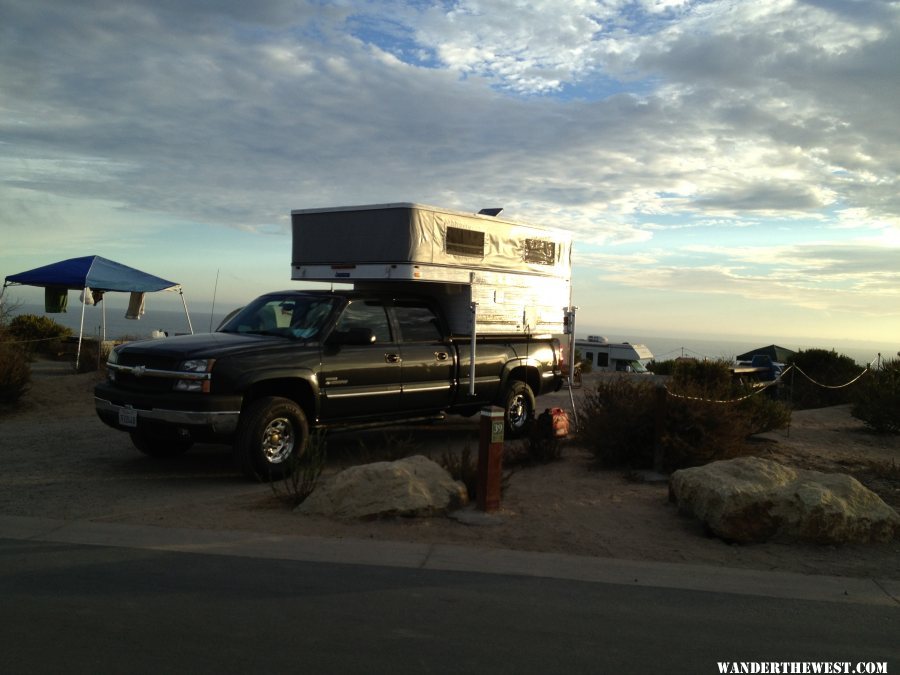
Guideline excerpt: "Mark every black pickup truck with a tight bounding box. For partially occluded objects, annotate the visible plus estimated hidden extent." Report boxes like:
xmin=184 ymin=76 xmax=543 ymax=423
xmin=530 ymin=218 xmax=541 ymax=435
xmin=95 ymin=290 xmax=564 ymax=479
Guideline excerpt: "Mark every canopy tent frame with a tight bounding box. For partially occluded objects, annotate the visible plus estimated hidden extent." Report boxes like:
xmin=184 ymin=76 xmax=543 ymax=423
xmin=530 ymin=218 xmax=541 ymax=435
xmin=2 ymin=255 xmax=193 ymax=370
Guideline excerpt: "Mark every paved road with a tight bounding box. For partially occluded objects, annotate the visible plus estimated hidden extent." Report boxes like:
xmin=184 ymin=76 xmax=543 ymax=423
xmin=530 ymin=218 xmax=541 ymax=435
xmin=1 ymin=518 xmax=897 ymax=674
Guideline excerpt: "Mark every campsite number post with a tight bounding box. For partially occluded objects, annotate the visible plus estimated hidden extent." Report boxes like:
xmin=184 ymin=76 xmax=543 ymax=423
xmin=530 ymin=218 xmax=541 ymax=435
xmin=477 ymin=406 xmax=504 ymax=512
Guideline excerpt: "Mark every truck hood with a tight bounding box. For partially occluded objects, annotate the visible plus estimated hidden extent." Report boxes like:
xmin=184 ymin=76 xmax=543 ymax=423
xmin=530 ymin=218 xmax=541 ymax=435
xmin=113 ymin=331 xmax=314 ymax=360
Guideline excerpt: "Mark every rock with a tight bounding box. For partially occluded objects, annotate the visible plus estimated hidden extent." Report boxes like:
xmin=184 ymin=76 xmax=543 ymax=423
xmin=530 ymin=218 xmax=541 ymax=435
xmin=296 ymin=455 xmax=468 ymax=519
xmin=669 ymin=456 xmax=900 ymax=544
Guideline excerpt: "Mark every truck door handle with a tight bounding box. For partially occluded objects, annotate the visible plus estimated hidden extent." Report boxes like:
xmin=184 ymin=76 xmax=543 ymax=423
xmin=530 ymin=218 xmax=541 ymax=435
xmin=434 ymin=351 xmax=449 ymax=361
xmin=385 ymin=353 xmax=401 ymax=364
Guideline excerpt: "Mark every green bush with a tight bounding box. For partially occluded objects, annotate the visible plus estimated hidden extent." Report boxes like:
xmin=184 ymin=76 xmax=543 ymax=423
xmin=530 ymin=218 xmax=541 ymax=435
xmin=439 ymin=445 xmax=479 ymax=501
xmin=0 ymin=342 xmax=31 ymax=404
xmin=8 ymin=314 xmax=72 ymax=356
xmin=785 ymin=349 xmax=864 ymax=409
xmin=581 ymin=378 xmax=658 ymax=468
xmin=671 ymin=358 xmax=733 ymax=393
xmin=851 ymin=360 xmax=900 ymax=434
xmin=74 ymin=340 xmax=111 ymax=373
xmin=270 ymin=429 xmax=328 ymax=507
xmin=646 ymin=359 xmax=676 ymax=375
xmin=581 ymin=369 xmax=790 ymax=471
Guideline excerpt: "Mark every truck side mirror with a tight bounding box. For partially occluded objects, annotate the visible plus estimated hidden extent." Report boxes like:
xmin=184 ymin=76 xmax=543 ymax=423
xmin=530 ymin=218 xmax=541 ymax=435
xmin=327 ymin=328 xmax=377 ymax=346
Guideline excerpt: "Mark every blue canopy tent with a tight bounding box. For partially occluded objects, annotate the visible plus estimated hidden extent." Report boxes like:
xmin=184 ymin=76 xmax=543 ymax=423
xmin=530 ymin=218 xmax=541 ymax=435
xmin=2 ymin=255 xmax=193 ymax=369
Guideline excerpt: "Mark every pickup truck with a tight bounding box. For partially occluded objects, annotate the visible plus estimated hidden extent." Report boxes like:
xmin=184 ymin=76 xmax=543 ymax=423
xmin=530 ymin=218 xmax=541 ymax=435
xmin=95 ymin=289 xmax=564 ymax=479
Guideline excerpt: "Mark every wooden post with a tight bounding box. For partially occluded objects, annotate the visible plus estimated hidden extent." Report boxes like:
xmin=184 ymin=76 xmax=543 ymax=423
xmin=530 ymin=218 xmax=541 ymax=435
xmin=477 ymin=406 xmax=504 ymax=512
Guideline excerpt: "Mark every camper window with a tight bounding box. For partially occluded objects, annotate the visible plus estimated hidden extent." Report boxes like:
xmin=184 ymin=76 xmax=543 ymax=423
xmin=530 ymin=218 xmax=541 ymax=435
xmin=523 ymin=239 xmax=556 ymax=265
xmin=597 ymin=353 xmax=609 ymax=368
xmin=446 ymin=227 xmax=484 ymax=258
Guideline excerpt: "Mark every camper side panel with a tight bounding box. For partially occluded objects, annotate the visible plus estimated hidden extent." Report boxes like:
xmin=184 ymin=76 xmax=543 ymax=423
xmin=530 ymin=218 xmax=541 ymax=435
xmin=291 ymin=207 xmax=427 ymax=265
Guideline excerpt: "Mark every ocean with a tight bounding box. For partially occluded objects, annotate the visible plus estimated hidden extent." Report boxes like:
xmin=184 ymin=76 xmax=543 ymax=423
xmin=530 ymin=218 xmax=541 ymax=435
xmin=10 ymin=302 xmax=894 ymax=367
xmin=14 ymin=303 xmax=232 ymax=341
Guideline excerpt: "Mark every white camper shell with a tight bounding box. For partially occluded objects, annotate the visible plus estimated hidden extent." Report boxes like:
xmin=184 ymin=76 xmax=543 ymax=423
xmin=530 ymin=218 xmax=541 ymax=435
xmin=575 ymin=335 xmax=653 ymax=373
xmin=291 ymin=203 xmax=572 ymax=336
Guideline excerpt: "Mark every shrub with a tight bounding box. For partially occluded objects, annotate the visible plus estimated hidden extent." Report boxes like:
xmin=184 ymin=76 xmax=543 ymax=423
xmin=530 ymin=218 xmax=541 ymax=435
xmin=74 ymin=339 xmax=112 ymax=373
xmin=270 ymin=429 xmax=328 ymax=507
xmin=580 ymin=378 xmax=658 ymax=468
xmin=670 ymin=358 xmax=733 ymax=393
xmin=439 ymin=443 xmax=515 ymax=502
xmin=580 ymin=370 xmax=790 ymax=471
xmin=439 ymin=445 xmax=479 ymax=500
xmin=851 ymin=360 xmax=900 ymax=434
xmin=505 ymin=411 xmax=565 ymax=466
xmin=646 ymin=359 xmax=675 ymax=375
xmin=8 ymin=314 xmax=72 ymax=356
xmin=785 ymin=349 xmax=864 ymax=409
xmin=0 ymin=342 xmax=31 ymax=404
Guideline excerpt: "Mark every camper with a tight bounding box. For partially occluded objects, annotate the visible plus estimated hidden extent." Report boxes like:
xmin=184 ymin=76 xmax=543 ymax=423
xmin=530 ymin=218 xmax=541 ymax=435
xmin=575 ymin=335 xmax=653 ymax=373
xmin=290 ymin=203 xmax=572 ymax=335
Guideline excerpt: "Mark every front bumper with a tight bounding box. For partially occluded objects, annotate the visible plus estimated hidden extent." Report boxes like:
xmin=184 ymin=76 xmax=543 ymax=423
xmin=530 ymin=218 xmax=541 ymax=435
xmin=94 ymin=383 xmax=242 ymax=440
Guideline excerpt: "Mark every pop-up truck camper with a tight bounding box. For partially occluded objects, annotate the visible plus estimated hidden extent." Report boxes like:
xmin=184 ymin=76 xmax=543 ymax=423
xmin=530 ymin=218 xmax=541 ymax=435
xmin=290 ymin=202 xmax=572 ymax=336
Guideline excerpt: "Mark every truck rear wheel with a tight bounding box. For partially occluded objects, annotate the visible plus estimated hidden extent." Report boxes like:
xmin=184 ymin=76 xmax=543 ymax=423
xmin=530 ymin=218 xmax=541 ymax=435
xmin=130 ymin=432 xmax=193 ymax=458
xmin=234 ymin=396 xmax=308 ymax=481
xmin=501 ymin=381 xmax=535 ymax=439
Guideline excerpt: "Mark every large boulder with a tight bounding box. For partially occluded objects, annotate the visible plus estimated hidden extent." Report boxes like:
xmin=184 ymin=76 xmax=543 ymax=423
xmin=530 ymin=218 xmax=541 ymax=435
xmin=296 ymin=455 xmax=468 ymax=519
xmin=669 ymin=456 xmax=900 ymax=544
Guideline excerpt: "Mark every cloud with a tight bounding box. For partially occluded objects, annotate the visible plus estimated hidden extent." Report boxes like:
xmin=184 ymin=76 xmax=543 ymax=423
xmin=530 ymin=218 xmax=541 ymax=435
xmin=1 ymin=0 xmax=898 ymax=343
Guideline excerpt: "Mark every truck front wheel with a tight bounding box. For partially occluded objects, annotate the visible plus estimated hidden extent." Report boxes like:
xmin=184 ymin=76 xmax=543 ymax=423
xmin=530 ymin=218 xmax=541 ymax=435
xmin=501 ymin=381 xmax=535 ymax=439
xmin=234 ymin=396 xmax=309 ymax=481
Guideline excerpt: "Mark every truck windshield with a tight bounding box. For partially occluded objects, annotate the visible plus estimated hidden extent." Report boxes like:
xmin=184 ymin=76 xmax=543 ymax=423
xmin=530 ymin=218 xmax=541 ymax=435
xmin=218 ymin=295 xmax=338 ymax=340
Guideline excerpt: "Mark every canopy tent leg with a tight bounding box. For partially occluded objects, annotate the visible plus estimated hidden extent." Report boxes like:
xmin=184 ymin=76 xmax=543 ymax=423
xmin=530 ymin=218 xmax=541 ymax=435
xmin=180 ymin=290 xmax=194 ymax=334
xmin=75 ymin=287 xmax=87 ymax=371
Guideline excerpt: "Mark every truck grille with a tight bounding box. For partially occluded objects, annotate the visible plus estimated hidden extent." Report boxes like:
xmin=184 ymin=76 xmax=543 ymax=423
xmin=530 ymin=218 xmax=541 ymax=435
xmin=113 ymin=354 xmax=181 ymax=393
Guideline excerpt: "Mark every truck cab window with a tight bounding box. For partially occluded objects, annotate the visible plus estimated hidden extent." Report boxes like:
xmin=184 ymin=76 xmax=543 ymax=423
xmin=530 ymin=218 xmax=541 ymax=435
xmin=220 ymin=295 xmax=336 ymax=339
xmin=393 ymin=304 xmax=443 ymax=342
xmin=334 ymin=300 xmax=392 ymax=343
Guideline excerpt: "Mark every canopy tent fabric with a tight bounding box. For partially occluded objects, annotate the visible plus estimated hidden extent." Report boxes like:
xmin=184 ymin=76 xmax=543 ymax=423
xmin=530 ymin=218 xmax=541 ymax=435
xmin=736 ymin=344 xmax=796 ymax=363
xmin=4 ymin=255 xmax=179 ymax=292
xmin=3 ymin=255 xmax=193 ymax=370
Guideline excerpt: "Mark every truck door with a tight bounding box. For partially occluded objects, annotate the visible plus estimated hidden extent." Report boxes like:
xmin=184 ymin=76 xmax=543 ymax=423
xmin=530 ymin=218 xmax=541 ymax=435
xmin=391 ymin=300 xmax=455 ymax=413
xmin=319 ymin=299 xmax=402 ymax=421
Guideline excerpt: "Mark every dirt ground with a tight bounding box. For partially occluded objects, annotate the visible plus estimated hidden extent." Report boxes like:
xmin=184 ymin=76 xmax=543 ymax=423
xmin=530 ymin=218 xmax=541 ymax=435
xmin=2 ymin=365 xmax=899 ymax=580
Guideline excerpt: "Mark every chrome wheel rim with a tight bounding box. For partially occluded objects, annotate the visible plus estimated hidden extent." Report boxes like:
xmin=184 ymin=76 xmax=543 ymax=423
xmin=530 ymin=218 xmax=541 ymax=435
xmin=509 ymin=394 xmax=528 ymax=430
xmin=261 ymin=417 xmax=294 ymax=464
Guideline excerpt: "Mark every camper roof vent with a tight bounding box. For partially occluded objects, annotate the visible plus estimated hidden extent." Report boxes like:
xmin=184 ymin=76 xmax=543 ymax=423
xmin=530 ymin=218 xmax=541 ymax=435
xmin=478 ymin=208 xmax=503 ymax=217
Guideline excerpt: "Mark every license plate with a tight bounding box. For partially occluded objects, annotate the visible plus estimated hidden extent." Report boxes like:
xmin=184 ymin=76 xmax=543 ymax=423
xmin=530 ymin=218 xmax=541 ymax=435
xmin=118 ymin=406 xmax=138 ymax=428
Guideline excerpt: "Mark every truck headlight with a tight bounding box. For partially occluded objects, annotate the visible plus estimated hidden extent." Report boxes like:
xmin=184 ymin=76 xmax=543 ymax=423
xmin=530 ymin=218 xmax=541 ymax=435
xmin=107 ymin=347 xmax=120 ymax=381
xmin=174 ymin=359 xmax=215 ymax=393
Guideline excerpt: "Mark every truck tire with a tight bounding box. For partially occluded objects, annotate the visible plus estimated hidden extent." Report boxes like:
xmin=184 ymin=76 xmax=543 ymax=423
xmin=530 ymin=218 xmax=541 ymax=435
xmin=129 ymin=432 xmax=193 ymax=458
xmin=233 ymin=396 xmax=308 ymax=481
xmin=501 ymin=381 xmax=535 ymax=439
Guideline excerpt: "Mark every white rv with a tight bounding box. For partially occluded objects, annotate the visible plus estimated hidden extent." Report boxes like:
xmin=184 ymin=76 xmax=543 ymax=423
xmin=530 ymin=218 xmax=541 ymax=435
xmin=575 ymin=335 xmax=653 ymax=373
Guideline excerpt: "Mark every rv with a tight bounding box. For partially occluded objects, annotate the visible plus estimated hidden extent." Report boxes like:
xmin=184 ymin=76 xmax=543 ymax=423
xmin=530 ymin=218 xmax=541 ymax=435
xmin=575 ymin=335 xmax=653 ymax=373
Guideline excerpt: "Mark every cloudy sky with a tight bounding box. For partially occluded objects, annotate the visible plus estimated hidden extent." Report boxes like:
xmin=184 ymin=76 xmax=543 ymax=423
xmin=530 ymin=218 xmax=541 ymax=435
xmin=2 ymin=0 xmax=898 ymax=348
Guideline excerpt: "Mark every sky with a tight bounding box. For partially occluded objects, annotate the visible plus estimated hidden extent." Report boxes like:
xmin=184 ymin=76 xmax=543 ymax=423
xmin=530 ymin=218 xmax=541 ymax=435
xmin=1 ymin=0 xmax=898 ymax=350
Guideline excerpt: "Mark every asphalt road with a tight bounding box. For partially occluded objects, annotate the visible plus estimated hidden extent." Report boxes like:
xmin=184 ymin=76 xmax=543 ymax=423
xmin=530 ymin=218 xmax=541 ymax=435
xmin=1 ymin=520 xmax=898 ymax=675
